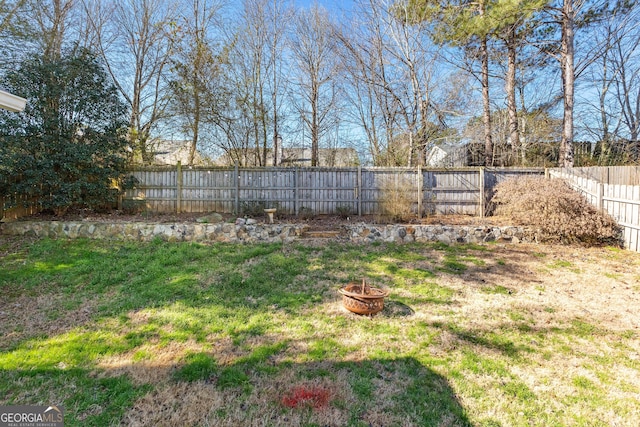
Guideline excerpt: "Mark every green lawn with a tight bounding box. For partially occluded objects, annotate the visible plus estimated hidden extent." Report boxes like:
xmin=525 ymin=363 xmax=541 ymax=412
xmin=1 ymin=237 xmax=639 ymax=426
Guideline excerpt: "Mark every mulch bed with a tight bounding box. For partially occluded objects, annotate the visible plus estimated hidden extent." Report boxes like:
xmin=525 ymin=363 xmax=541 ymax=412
xmin=18 ymin=208 xmax=515 ymax=230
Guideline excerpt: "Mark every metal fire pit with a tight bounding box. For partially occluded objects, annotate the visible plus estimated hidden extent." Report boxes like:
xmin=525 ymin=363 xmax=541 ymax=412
xmin=339 ymin=279 xmax=389 ymax=315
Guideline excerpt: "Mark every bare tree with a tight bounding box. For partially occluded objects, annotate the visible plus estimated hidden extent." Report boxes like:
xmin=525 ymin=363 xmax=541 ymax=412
xmin=581 ymin=9 xmax=623 ymax=162
xmin=83 ymin=0 xmax=176 ymax=163
xmin=168 ymin=0 xmax=226 ymax=165
xmin=583 ymin=2 xmax=640 ymax=163
xmin=611 ymin=9 xmax=640 ymax=158
xmin=205 ymin=0 xmax=292 ymax=168
xmin=28 ymin=0 xmax=76 ymax=60
xmin=335 ymin=24 xmax=385 ymax=164
xmin=336 ymin=0 xmax=457 ymax=166
xmin=289 ymin=4 xmax=341 ymax=167
xmin=0 ymin=0 xmax=26 ymax=32
xmin=239 ymin=0 xmax=268 ymax=166
xmin=335 ymin=0 xmax=402 ymax=165
xmin=0 ymin=0 xmax=30 ymax=64
xmin=1 ymin=0 xmax=77 ymax=63
xmin=266 ymin=0 xmax=292 ymax=166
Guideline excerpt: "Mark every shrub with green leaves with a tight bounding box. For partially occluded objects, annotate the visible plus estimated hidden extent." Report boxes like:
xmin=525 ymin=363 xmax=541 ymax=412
xmin=491 ymin=176 xmax=621 ymax=246
xmin=0 ymin=48 xmax=129 ymax=215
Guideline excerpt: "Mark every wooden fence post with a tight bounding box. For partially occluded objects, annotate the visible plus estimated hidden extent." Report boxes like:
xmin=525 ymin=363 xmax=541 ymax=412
xmin=417 ymin=165 xmax=423 ymax=218
xmin=294 ymin=167 xmax=299 ymax=216
xmin=597 ymin=182 xmax=604 ymax=212
xmin=357 ymin=166 xmax=362 ymax=216
xmin=176 ymin=161 xmax=182 ymax=214
xmin=234 ymin=162 xmax=239 ymax=215
xmin=479 ymin=167 xmax=485 ymax=218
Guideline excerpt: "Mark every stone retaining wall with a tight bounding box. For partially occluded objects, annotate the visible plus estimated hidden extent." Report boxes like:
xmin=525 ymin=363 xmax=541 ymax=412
xmin=0 ymin=221 xmax=308 ymax=243
xmin=1 ymin=220 xmax=534 ymax=244
xmin=345 ymin=224 xmax=532 ymax=244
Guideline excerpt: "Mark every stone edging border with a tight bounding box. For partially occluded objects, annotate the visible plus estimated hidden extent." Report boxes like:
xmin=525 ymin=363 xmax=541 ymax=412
xmin=1 ymin=220 xmax=535 ymax=244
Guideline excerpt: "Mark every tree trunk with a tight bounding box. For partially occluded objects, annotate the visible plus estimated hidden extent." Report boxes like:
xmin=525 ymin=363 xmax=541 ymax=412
xmin=560 ymin=0 xmax=575 ymax=167
xmin=481 ymin=34 xmax=493 ymax=166
xmin=271 ymin=0 xmax=279 ymax=167
xmin=505 ymin=27 xmax=520 ymax=165
xmin=189 ymin=80 xmax=200 ymax=166
xmin=407 ymin=132 xmax=414 ymax=167
xmin=260 ymin=84 xmax=268 ymax=166
xmin=272 ymin=76 xmax=279 ymax=166
xmin=311 ymin=82 xmax=319 ymax=167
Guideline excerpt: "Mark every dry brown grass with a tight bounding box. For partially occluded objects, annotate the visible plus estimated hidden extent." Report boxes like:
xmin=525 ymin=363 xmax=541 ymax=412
xmin=2 ymin=236 xmax=640 ymax=426
xmin=116 ymin=243 xmax=640 ymax=425
xmin=0 ymin=293 xmax=96 ymax=350
xmin=97 ymin=339 xmax=207 ymax=385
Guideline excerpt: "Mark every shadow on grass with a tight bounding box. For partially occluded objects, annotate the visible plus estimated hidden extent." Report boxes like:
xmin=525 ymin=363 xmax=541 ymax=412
xmin=2 ymin=237 xmax=621 ymax=425
xmin=422 ymin=242 xmax=547 ymax=289
xmin=1 ymin=238 xmax=584 ymax=362
xmin=0 ymin=357 xmax=472 ymax=426
xmin=432 ymin=322 xmax=535 ymax=358
xmin=379 ymin=299 xmax=415 ymax=317
xmin=0 ymin=367 xmax=150 ymax=427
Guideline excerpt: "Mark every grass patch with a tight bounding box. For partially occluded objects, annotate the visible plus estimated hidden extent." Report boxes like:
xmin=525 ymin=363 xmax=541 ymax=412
xmin=1 ymin=237 xmax=639 ymax=426
xmin=217 ymin=366 xmax=251 ymax=390
xmin=481 ymin=285 xmax=512 ymax=295
xmin=548 ymin=259 xmax=573 ymax=269
xmin=440 ymin=256 xmax=468 ymax=274
xmin=173 ymin=352 xmax=217 ymax=382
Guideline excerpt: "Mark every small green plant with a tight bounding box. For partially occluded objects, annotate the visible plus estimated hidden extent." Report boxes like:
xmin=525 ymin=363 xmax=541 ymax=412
xmin=241 ymin=201 xmax=280 ymax=217
xmin=121 ymin=198 xmax=146 ymax=215
xmin=335 ymin=204 xmax=353 ymax=219
xmin=298 ymin=206 xmax=314 ymax=220
xmin=240 ymin=200 xmax=265 ymax=216
xmin=508 ymin=310 xmax=526 ymax=322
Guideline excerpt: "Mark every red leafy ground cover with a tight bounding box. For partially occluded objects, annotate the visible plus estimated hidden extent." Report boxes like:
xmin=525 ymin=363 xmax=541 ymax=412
xmin=280 ymin=385 xmax=331 ymax=409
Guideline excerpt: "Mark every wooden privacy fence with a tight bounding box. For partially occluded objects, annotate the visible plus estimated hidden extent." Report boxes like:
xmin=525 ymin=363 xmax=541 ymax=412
xmin=550 ymin=167 xmax=640 ymax=252
xmin=0 ymin=193 xmax=39 ymax=221
xmin=123 ymin=164 xmax=543 ymax=217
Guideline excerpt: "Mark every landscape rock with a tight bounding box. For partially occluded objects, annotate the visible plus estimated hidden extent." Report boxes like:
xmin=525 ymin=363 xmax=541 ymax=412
xmin=196 ymin=213 xmax=224 ymax=224
xmin=1 ymin=221 xmax=535 ymax=245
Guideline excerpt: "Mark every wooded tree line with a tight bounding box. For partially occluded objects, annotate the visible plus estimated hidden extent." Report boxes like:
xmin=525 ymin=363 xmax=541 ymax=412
xmin=1 ymin=0 xmax=639 ymax=168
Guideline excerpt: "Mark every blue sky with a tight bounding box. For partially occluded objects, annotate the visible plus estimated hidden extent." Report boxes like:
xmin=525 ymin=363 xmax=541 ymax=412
xmin=295 ymin=0 xmax=356 ymax=15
